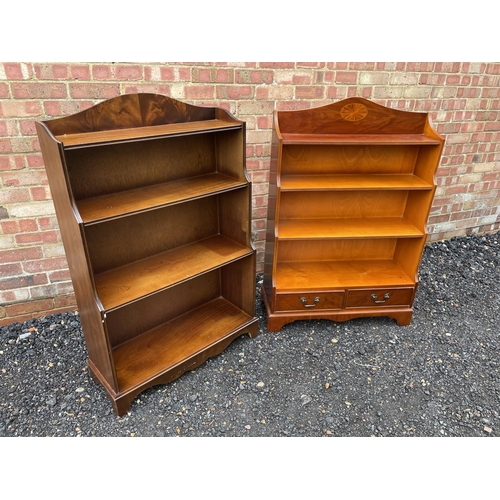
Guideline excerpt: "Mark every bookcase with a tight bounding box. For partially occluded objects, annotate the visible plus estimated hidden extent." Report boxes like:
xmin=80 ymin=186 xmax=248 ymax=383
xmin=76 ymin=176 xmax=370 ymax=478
xmin=36 ymin=93 xmax=259 ymax=416
xmin=263 ymin=97 xmax=444 ymax=332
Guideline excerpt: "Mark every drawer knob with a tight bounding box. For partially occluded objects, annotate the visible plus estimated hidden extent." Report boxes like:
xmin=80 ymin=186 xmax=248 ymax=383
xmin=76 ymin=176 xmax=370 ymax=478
xmin=371 ymin=293 xmax=390 ymax=304
xmin=300 ymin=296 xmax=320 ymax=308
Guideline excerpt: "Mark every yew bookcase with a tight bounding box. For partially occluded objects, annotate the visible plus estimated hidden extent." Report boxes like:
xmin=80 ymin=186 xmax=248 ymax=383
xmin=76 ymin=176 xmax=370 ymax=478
xmin=263 ymin=97 xmax=444 ymax=332
xmin=36 ymin=93 xmax=259 ymax=416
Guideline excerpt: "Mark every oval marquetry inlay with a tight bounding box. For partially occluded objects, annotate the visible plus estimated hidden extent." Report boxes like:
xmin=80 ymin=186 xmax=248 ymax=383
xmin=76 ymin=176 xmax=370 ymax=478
xmin=340 ymin=103 xmax=368 ymax=121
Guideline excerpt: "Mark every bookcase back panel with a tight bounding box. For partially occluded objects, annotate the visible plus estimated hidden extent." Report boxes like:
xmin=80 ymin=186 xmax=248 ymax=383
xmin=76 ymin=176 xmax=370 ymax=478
xmin=85 ymin=197 xmax=219 ymax=274
xmin=105 ymin=269 xmax=220 ymax=348
xmin=277 ymin=239 xmax=397 ymax=262
xmin=281 ymin=145 xmax=420 ymax=175
xmin=279 ymin=191 xmax=409 ymax=219
xmin=66 ymin=134 xmax=221 ymax=200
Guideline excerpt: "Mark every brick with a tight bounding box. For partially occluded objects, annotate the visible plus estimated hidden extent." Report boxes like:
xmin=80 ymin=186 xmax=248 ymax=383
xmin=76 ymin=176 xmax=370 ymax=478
xmin=30 ymin=281 xmax=74 ymax=299
xmin=274 ymin=70 xmax=311 ymax=85
xmin=43 ymin=100 xmax=92 ymax=118
xmin=123 ymin=84 xmax=172 ymax=96
xmin=216 ymin=85 xmax=253 ymax=99
xmin=235 ymin=69 xmax=273 ymax=84
xmin=11 ymin=83 xmax=67 ymax=99
xmin=0 ymin=262 xmax=23 ymax=276
xmin=184 ymin=85 xmax=214 ymax=99
xmin=15 ymin=230 xmax=58 ymax=245
xmin=146 ymin=66 xmax=173 ymax=81
xmin=237 ymin=100 xmax=275 ymax=115
xmin=259 ymin=62 xmax=294 ymax=69
xmin=0 ymin=83 xmax=8 ymax=98
xmin=0 ymin=187 xmax=30 ymax=204
xmin=33 ymin=64 xmax=69 ymax=80
xmin=0 ymin=100 xmax=43 ymax=117
xmin=49 ymin=270 xmax=71 ymax=282
xmin=69 ymin=65 xmax=91 ymax=80
xmin=1 ymin=63 xmax=32 ymax=80
xmin=30 ymin=186 xmax=50 ymax=200
xmin=326 ymin=86 xmax=348 ymax=99
xmin=0 ymin=246 xmax=42 ymax=263
xmin=41 ymin=243 xmax=66 ymax=258
xmin=297 ymin=62 xmax=326 ymax=68
xmin=390 ymin=73 xmax=419 ymax=85
xmin=335 ymin=72 xmax=357 ymax=84
xmin=69 ymin=83 xmax=120 ymax=99
xmin=486 ymin=63 xmax=500 ymax=74
xmin=295 ymin=86 xmax=324 ymax=99
xmin=22 ymin=256 xmax=68 ymax=273
xmin=359 ymin=72 xmax=389 ymax=85
xmin=5 ymin=298 xmax=55 ymax=317
xmin=256 ymin=85 xmax=294 ymax=100
xmin=373 ymin=87 xmax=404 ymax=99
xmin=1 ymin=289 xmax=31 ymax=303
xmin=0 ymin=233 xmax=13 ymax=249
xmin=0 ymin=276 xmax=30 ymax=291
xmin=1 ymin=170 xmax=48 ymax=187
xmin=257 ymin=116 xmax=273 ymax=129
xmin=53 ymin=294 xmax=77 ymax=309
xmin=19 ymin=119 xmax=38 ymax=136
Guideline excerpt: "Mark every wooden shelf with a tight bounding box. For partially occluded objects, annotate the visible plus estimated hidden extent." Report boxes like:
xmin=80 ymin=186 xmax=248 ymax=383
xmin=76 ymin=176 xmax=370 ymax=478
xmin=280 ymin=174 xmax=433 ymax=191
xmin=113 ymin=297 xmax=253 ymax=393
xmin=276 ymin=260 xmax=414 ymax=290
xmin=94 ymin=235 xmax=253 ymax=311
xmin=278 ymin=217 xmax=423 ymax=240
xmin=281 ymin=133 xmax=442 ymax=145
xmin=78 ymin=173 xmax=246 ymax=224
xmin=57 ymin=119 xmax=241 ymax=148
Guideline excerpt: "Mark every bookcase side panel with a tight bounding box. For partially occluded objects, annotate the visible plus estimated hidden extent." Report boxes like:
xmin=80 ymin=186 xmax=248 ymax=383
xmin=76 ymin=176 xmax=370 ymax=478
xmin=35 ymin=123 xmax=118 ymax=391
xmin=263 ymin=126 xmax=281 ymax=303
xmin=215 ymin=128 xmax=247 ymax=182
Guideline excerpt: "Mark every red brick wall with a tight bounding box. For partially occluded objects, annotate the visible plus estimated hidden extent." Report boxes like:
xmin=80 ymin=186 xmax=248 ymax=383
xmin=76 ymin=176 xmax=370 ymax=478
xmin=1 ymin=62 xmax=499 ymax=325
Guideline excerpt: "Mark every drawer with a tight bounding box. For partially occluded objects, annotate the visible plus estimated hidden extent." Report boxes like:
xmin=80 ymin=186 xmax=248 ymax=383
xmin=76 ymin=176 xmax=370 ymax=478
xmin=346 ymin=287 xmax=414 ymax=308
xmin=275 ymin=291 xmax=344 ymax=312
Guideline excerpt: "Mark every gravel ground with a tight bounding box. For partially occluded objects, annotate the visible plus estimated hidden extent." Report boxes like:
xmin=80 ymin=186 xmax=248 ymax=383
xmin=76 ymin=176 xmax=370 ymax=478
xmin=1 ymin=231 xmax=499 ymax=438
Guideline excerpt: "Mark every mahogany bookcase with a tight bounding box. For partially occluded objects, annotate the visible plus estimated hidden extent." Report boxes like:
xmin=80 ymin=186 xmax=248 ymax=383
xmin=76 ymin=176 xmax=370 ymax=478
xmin=36 ymin=93 xmax=259 ymax=415
xmin=262 ymin=97 xmax=444 ymax=331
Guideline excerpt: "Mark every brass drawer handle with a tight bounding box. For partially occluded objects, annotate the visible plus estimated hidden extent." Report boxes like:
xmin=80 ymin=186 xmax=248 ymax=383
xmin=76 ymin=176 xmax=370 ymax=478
xmin=300 ymin=297 xmax=320 ymax=308
xmin=371 ymin=293 xmax=390 ymax=304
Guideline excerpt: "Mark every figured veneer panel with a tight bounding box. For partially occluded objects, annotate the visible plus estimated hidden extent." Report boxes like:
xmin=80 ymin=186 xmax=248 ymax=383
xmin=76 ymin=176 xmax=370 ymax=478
xmin=277 ymin=98 xmax=428 ymax=135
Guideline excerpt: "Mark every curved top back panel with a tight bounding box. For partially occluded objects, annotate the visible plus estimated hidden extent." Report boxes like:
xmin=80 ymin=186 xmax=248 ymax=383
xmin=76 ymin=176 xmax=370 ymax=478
xmin=276 ymin=97 xmax=429 ymax=135
xmin=42 ymin=93 xmax=221 ymax=136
